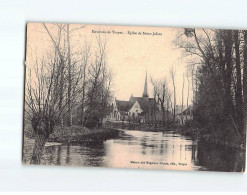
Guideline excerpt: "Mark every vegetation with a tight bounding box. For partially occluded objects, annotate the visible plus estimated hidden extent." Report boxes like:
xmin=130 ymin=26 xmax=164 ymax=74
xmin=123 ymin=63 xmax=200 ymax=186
xmin=175 ymin=28 xmax=247 ymax=147
xmin=24 ymin=25 xmax=247 ymax=165
xmin=25 ymin=23 xmax=113 ymax=164
xmin=141 ymin=28 xmax=246 ymax=149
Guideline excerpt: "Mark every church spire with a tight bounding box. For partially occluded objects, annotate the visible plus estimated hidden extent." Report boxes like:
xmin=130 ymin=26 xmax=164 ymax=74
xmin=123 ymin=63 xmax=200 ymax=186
xmin=142 ymin=71 xmax=149 ymax=98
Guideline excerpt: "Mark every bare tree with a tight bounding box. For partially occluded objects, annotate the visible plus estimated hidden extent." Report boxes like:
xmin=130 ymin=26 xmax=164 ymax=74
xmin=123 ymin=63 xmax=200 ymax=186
xmin=25 ymin=54 xmax=66 ymax=164
xmin=170 ymin=66 xmax=176 ymax=123
xmin=25 ymin=23 xmax=86 ymax=164
xmin=43 ymin=23 xmax=85 ymax=126
xmin=186 ymin=69 xmax=190 ymax=121
xmin=85 ymin=35 xmax=113 ymax=127
xmin=234 ymin=30 xmax=243 ymax=129
xmin=66 ymin=24 xmax=72 ymax=126
xmin=180 ymin=73 xmax=185 ymax=125
xmin=243 ymin=31 xmax=247 ymax=137
xmin=151 ymin=77 xmax=170 ymax=126
xmin=80 ymin=41 xmax=91 ymax=125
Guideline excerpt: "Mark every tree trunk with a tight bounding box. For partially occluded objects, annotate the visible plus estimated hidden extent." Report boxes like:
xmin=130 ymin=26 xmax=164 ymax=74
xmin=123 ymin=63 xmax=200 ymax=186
xmin=191 ymin=65 xmax=195 ymax=111
xmin=153 ymin=98 xmax=157 ymax=127
xmin=234 ymin=30 xmax=243 ymax=132
xmin=30 ymin=133 xmax=47 ymax=164
xmin=161 ymin=102 xmax=165 ymax=126
xmin=81 ymin=64 xmax=87 ymax=125
xmin=223 ymin=30 xmax=234 ymax=117
xmin=171 ymin=70 xmax=176 ymax=124
xmin=181 ymin=73 xmax=185 ymax=125
xmin=30 ymin=114 xmax=55 ymax=164
xmin=67 ymin=24 xmax=72 ymax=126
xmin=166 ymin=98 xmax=169 ymax=123
xmin=186 ymin=72 xmax=190 ymax=121
xmin=243 ymin=31 xmax=247 ymax=137
xmin=59 ymin=60 xmax=65 ymax=127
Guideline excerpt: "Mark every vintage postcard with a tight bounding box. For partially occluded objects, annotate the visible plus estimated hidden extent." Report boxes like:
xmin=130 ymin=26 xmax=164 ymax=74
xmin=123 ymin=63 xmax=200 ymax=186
xmin=23 ymin=23 xmax=246 ymax=172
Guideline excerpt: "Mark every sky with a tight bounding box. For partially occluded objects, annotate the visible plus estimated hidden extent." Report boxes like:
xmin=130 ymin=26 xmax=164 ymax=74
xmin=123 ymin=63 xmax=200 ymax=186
xmin=26 ymin=23 xmax=192 ymax=105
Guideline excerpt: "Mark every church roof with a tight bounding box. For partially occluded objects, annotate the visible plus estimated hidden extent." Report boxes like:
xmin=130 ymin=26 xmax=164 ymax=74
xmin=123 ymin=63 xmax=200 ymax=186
xmin=115 ymin=100 xmax=134 ymax=112
xmin=129 ymin=96 xmax=155 ymax=112
xmin=114 ymin=71 xmax=157 ymax=113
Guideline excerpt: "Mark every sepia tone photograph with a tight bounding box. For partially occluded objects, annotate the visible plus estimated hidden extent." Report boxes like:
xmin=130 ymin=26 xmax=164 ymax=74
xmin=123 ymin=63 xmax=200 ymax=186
xmin=23 ymin=23 xmax=246 ymax=172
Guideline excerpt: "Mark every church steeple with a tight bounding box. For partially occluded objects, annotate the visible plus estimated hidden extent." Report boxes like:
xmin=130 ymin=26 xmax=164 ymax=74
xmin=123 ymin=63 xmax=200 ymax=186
xmin=142 ymin=71 xmax=149 ymax=98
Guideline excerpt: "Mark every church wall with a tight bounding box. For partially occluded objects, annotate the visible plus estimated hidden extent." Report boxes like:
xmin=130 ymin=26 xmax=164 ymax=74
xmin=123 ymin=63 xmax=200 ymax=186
xmin=129 ymin=101 xmax=143 ymax=117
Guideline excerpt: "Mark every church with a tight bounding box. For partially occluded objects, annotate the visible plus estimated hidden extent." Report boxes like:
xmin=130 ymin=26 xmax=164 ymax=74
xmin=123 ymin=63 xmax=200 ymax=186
xmin=110 ymin=72 xmax=160 ymax=122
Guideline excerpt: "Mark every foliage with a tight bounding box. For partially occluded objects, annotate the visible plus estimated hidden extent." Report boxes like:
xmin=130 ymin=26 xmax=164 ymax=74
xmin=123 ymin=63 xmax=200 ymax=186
xmin=25 ymin=23 xmax=114 ymax=163
xmin=176 ymin=28 xmax=247 ymax=141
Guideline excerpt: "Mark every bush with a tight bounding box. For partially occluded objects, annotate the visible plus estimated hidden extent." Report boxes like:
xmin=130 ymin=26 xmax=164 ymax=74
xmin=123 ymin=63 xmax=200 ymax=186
xmin=85 ymin=116 xmax=100 ymax=128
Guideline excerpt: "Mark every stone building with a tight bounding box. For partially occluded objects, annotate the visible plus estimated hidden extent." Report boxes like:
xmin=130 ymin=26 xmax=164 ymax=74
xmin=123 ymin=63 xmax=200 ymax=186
xmin=110 ymin=71 xmax=160 ymax=122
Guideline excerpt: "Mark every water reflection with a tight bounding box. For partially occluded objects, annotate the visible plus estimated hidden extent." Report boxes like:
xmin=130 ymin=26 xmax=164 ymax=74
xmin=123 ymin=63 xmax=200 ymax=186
xmin=197 ymin=141 xmax=245 ymax=172
xmin=107 ymin=130 xmax=198 ymax=170
xmin=41 ymin=129 xmax=245 ymax=172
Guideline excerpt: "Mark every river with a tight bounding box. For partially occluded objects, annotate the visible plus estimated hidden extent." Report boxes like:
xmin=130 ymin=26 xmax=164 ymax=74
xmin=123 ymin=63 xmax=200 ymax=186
xmin=41 ymin=129 xmax=245 ymax=172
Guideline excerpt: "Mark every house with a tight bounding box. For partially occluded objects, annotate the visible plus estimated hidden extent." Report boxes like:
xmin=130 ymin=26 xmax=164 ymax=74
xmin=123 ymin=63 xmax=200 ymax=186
xmin=176 ymin=106 xmax=193 ymax=125
xmin=111 ymin=100 xmax=134 ymax=121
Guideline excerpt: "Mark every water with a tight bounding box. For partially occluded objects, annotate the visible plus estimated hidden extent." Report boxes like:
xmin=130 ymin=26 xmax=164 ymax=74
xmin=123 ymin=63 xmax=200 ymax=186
xmin=42 ymin=129 xmax=245 ymax=172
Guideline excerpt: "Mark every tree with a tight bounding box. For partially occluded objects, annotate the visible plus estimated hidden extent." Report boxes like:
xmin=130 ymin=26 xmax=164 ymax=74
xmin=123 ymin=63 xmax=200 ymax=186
xmin=85 ymin=35 xmax=113 ymax=128
xmin=181 ymin=73 xmax=185 ymax=125
xmin=66 ymin=24 xmax=72 ymax=126
xmin=175 ymin=27 xmax=246 ymax=140
xmin=186 ymin=69 xmax=190 ymax=121
xmin=170 ymin=66 xmax=176 ymax=123
xmin=151 ymin=77 xmax=171 ymax=126
xmin=80 ymin=41 xmax=91 ymax=125
xmin=243 ymin=31 xmax=247 ymax=137
xmin=234 ymin=30 xmax=243 ymax=132
xmin=26 ymin=23 xmax=86 ymax=163
xmin=25 ymin=54 xmax=66 ymax=164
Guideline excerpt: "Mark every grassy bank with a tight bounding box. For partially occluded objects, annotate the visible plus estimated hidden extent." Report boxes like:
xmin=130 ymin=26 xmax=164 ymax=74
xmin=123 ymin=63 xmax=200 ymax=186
xmin=24 ymin=124 xmax=119 ymax=143
xmin=106 ymin=121 xmax=174 ymax=132
xmin=48 ymin=125 xmax=119 ymax=143
xmin=106 ymin=121 xmax=199 ymax=134
xmin=22 ymin=125 xmax=119 ymax=164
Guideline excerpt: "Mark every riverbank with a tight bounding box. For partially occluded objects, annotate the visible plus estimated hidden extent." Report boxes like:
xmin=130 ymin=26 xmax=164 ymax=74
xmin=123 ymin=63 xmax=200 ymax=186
xmin=106 ymin=121 xmax=174 ymax=132
xmin=24 ymin=124 xmax=119 ymax=143
xmin=179 ymin=126 xmax=246 ymax=151
xmin=199 ymin=133 xmax=245 ymax=151
xmin=48 ymin=125 xmax=119 ymax=143
xmin=23 ymin=125 xmax=120 ymax=163
xmin=22 ymin=136 xmax=62 ymax=164
xmin=106 ymin=121 xmax=246 ymax=151
xmin=23 ymin=124 xmax=245 ymax=171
